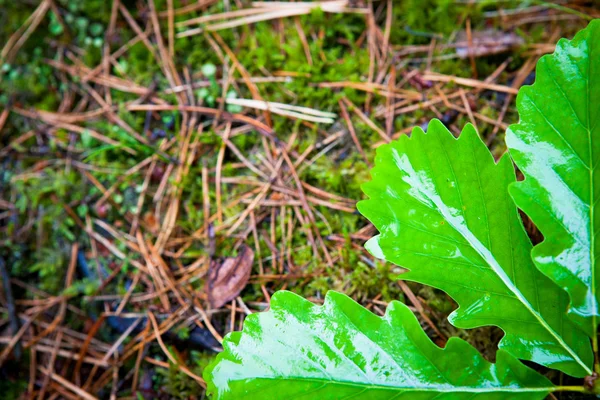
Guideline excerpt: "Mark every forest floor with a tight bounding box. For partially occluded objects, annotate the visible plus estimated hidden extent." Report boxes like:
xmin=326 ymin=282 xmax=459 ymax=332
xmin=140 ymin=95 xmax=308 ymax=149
xmin=0 ymin=0 xmax=598 ymax=398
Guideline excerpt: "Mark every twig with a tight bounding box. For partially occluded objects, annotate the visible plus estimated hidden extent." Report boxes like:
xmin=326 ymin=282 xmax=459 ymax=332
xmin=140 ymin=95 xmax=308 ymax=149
xmin=0 ymin=257 xmax=20 ymax=359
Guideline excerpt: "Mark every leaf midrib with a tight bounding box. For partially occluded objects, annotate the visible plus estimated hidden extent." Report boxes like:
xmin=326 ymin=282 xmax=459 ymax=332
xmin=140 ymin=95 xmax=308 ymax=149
xmin=234 ymin=376 xmax=555 ymax=394
xmin=585 ymin=31 xmax=597 ymax=362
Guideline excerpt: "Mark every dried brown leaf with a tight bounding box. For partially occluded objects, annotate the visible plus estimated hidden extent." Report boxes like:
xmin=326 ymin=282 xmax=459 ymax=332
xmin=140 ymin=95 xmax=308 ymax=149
xmin=207 ymin=246 xmax=254 ymax=308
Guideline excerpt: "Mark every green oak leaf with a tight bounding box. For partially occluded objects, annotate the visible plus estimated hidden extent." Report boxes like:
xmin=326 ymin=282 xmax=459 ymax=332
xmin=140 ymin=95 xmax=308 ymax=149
xmin=357 ymin=120 xmax=592 ymax=377
xmin=204 ymin=290 xmax=555 ymax=400
xmin=506 ymin=20 xmax=600 ymax=339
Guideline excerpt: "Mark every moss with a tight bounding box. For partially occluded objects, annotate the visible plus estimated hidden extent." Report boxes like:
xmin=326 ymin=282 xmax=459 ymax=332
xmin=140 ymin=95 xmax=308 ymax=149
xmin=0 ymin=375 xmax=27 ymax=400
xmin=7 ymin=169 xmax=86 ymax=292
xmin=154 ymin=350 xmax=215 ymax=399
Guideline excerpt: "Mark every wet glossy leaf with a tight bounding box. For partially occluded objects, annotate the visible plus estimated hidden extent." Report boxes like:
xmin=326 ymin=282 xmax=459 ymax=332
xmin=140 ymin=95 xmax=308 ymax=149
xmin=358 ymin=120 xmax=592 ymax=377
xmin=204 ymin=290 xmax=555 ymax=400
xmin=506 ymin=20 xmax=600 ymax=338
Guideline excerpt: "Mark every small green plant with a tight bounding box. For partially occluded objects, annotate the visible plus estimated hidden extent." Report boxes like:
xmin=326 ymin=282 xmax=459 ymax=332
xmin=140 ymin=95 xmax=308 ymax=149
xmin=202 ymin=20 xmax=600 ymax=399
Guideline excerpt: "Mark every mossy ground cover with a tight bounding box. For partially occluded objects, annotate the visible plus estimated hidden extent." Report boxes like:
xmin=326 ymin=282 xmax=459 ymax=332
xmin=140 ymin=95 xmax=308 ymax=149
xmin=0 ymin=0 xmax=596 ymax=398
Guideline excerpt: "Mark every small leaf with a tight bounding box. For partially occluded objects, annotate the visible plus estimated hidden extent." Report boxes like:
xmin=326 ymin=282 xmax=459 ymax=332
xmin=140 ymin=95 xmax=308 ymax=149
xmin=205 ymin=291 xmax=555 ymax=399
xmin=506 ymin=20 xmax=600 ymax=338
xmin=206 ymin=245 xmax=254 ymax=308
xmin=358 ymin=120 xmax=592 ymax=376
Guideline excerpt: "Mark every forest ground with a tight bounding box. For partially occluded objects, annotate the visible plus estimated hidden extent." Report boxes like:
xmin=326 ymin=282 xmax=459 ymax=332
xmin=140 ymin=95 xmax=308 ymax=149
xmin=0 ymin=0 xmax=597 ymax=398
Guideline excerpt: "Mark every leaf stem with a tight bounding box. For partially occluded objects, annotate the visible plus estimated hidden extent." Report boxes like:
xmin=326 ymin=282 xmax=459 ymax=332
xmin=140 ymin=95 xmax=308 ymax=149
xmin=594 ymin=334 xmax=599 ymax=373
xmin=553 ymin=386 xmax=587 ymax=393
